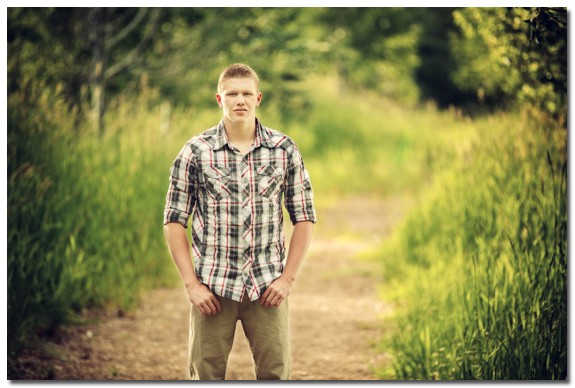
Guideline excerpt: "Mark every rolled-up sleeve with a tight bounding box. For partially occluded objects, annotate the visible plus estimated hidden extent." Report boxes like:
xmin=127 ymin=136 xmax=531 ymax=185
xmin=163 ymin=143 xmax=197 ymax=228
xmin=283 ymin=144 xmax=317 ymax=225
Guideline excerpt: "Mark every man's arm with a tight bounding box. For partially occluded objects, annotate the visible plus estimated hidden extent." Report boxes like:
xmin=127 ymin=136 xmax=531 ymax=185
xmin=260 ymin=220 xmax=314 ymax=307
xmin=164 ymin=222 xmax=222 ymax=315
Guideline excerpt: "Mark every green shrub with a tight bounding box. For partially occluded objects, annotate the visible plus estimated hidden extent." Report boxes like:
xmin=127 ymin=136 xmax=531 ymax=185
xmin=7 ymin=87 xmax=186 ymax=365
xmin=374 ymin=115 xmax=567 ymax=379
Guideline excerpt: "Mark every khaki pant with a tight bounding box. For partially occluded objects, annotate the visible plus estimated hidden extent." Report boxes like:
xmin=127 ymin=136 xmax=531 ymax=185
xmin=189 ymin=292 xmax=290 ymax=380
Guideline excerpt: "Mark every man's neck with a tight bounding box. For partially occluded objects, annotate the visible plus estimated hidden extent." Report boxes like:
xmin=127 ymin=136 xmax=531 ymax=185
xmin=223 ymin=117 xmax=257 ymax=153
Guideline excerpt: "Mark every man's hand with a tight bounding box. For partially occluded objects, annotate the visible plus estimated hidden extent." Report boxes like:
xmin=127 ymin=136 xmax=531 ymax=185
xmin=187 ymin=280 xmax=222 ymax=316
xmin=259 ymin=221 xmax=314 ymax=308
xmin=164 ymin=222 xmax=222 ymax=316
xmin=260 ymin=276 xmax=292 ymax=307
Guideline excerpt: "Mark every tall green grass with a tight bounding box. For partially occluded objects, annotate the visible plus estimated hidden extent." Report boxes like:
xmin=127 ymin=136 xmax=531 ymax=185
xmin=7 ymin=85 xmax=214 ymax=364
xmin=263 ymin=77 xmax=477 ymax=198
xmin=7 ymin=75 xmax=476 ymax=373
xmin=372 ymin=114 xmax=567 ymax=379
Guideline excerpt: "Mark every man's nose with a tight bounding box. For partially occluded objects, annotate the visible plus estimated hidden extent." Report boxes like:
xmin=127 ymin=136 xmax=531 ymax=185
xmin=237 ymin=95 xmax=245 ymax=105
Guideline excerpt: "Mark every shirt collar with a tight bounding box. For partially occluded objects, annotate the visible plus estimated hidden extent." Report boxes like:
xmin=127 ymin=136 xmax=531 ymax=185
xmin=255 ymin=118 xmax=277 ymax=149
xmin=213 ymin=120 xmax=229 ymax=151
xmin=213 ymin=118 xmax=276 ymax=151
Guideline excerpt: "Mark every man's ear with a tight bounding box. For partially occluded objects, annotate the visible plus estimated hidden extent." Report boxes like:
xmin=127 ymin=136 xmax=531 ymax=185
xmin=256 ymin=93 xmax=262 ymax=107
xmin=216 ymin=93 xmax=222 ymax=108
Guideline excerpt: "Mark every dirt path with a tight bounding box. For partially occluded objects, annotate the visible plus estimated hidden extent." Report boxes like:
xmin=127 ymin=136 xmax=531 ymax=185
xmin=12 ymin=196 xmax=411 ymax=380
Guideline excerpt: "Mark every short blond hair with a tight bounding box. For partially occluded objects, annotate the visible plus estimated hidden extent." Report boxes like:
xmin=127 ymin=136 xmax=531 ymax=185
xmin=218 ymin=63 xmax=260 ymax=93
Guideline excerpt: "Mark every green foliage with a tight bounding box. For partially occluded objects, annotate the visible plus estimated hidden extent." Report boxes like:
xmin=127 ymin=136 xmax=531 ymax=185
xmin=9 ymin=7 xmax=567 ymax=128
xmin=276 ymin=77 xmax=474 ymax=198
xmin=8 ymin=7 xmax=434 ymax=124
xmin=415 ymin=7 xmax=476 ymax=109
xmin=8 ymin=90 xmax=84 ymax=359
xmin=373 ymin=115 xmax=567 ymax=379
xmin=450 ymin=7 xmax=566 ymax=121
xmin=7 ymin=73 xmax=472 ymax=366
xmin=153 ymin=8 xmax=310 ymax=104
xmin=7 ymin=85 xmax=182 ymax=366
xmin=7 ymin=7 xmax=568 ymax=378
xmin=8 ymin=7 xmax=163 ymax=130
xmin=7 ymin=7 xmax=89 ymax=105
xmin=311 ymin=8 xmax=424 ymax=106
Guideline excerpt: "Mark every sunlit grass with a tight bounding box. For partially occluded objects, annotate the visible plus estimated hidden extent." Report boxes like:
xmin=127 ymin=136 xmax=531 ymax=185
xmin=261 ymin=76 xmax=478 ymax=202
xmin=10 ymin=74 xmax=560 ymax=381
xmin=6 ymin=76 xmax=469 ymax=360
xmin=371 ymin=114 xmax=567 ymax=380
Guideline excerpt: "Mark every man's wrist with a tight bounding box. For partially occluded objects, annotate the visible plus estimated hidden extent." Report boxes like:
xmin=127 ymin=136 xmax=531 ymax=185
xmin=281 ymin=273 xmax=296 ymax=285
xmin=185 ymin=277 xmax=203 ymax=290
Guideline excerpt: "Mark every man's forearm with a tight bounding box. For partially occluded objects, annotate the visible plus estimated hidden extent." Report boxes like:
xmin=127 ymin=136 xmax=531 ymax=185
xmin=281 ymin=220 xmax=314 ymax=284
xmin=260 ymin=220 xmax=314 ymax=307
xmin=164 ymin=222 xmax=199 ymax=288
xmin=164 ymin=222 xmax=222 ymax=315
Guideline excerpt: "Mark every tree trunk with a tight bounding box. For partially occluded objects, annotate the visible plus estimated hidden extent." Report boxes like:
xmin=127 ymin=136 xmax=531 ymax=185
xmin=89 ymin=8 xmax=106 ymax=136
xmin=87 ymin=8 xmax=160 ymax=135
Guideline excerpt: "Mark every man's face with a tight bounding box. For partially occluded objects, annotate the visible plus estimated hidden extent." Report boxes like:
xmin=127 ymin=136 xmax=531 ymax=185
xmin=216 ymin=77 xmax=262 ymax=127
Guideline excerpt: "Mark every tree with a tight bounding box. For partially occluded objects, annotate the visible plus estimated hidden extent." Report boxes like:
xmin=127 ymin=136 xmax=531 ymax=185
xmin=87 ymin=7 xmax=160 ymax=134
xmin=136 ymin=8 xmax=327 ymax=114
xmin=414 ymin=7 xmax=478 ymax=110
xmin=314 ymin=8 xmax=424 ymax=106
xmin=8 ymin=8 xmax=89 ymax=112
xmin=8 ymin=7 xmax=161 ymax=134
xmin=450 ymin=7 xmax=567 ymax=121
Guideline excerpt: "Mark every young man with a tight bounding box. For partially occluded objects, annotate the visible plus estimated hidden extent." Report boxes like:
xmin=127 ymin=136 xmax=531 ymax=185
xmin=163 ymin=63 xmax=316 ymax=380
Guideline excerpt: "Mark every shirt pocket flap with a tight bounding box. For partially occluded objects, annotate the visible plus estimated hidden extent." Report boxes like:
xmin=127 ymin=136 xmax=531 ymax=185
xmin=257 ymin=165 xmax=283 ymax=177
xmin=203 ymin=166 xmax=232 ymax=179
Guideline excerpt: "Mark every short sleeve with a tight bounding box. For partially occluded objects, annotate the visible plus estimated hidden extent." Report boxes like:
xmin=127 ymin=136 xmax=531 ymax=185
xmin=163 ymin=143 xmax=197 ymax=228
xmin=283 ymin=144 xmax=317 ymax=225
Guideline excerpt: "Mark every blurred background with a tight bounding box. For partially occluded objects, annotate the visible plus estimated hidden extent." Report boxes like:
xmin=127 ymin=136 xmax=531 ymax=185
xmin=7 ymin=7 xmax=567 ymax=380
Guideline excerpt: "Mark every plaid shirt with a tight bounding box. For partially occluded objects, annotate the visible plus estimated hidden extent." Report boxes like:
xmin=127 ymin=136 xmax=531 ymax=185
xmin=164 ymin=118 xmax=316 ymax=302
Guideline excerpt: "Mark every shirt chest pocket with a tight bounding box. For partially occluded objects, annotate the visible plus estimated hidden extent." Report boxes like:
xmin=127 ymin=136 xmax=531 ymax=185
xmin=202 ymin=166 xmax=232 ymax=201
xmin=257 ymin=165 xmax=283 ymax=199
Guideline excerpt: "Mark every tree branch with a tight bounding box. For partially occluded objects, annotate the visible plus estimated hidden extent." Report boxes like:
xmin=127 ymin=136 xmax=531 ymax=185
xmin=105 ymin=7 xmax=148 ymax=50
xmin=104 ymin=8 xmax=160 ymax=79
xmin=105 ymin=8 xmax=134 ymax=35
